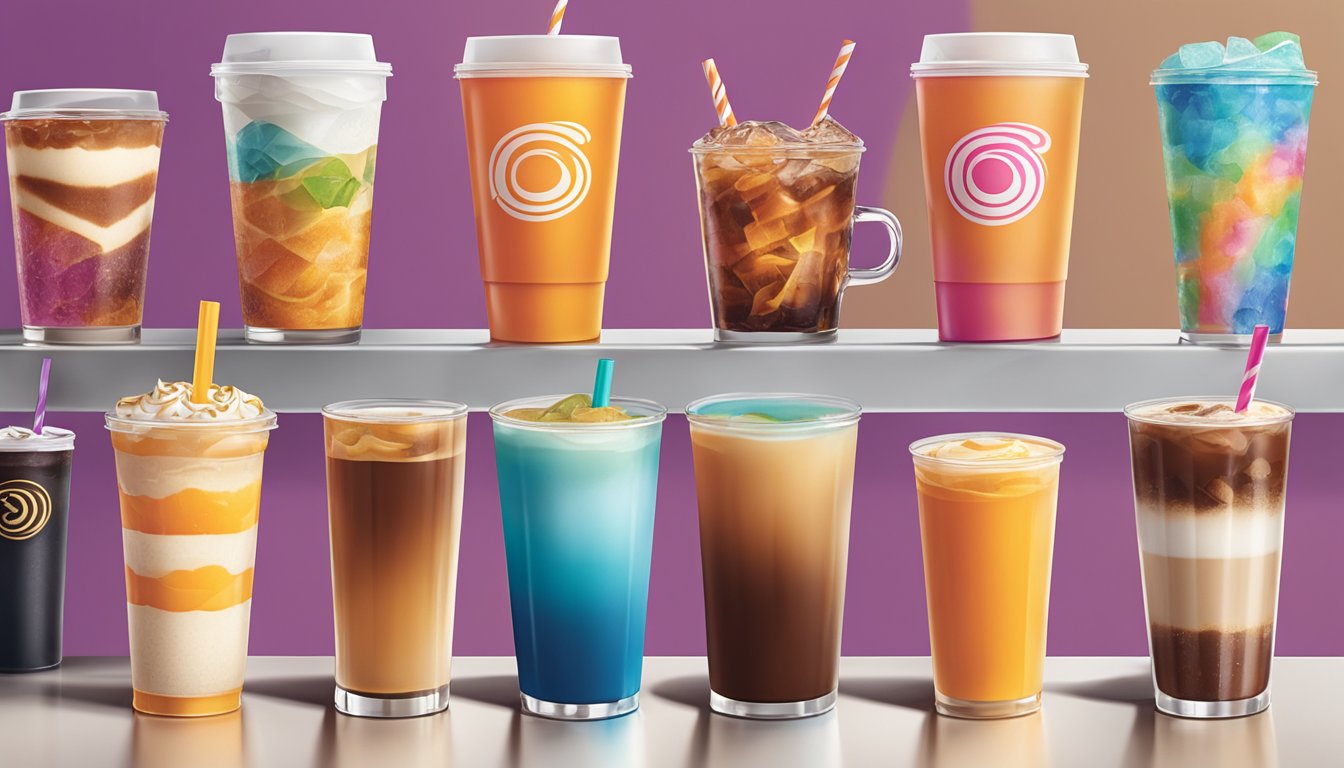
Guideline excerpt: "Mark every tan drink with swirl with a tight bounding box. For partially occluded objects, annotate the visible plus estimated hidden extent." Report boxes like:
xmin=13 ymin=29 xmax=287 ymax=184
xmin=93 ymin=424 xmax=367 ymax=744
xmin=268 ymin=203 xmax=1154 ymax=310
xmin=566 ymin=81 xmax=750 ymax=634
xmin=107 ymin=381 xmax=276 ymax=717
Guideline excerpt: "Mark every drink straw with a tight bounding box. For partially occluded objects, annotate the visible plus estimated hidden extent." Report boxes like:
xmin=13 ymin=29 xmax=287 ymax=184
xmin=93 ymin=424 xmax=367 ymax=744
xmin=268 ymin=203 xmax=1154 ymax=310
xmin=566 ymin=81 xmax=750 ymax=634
xmin=31 ymin=357 xmax=51 ymax=435
xmin=592 ymin=358 xmax=614 ymax=408
xmin=812 ymin=39 xmax=856 ymax=126
xmin=192 ymin=301 xmax=221 ymax=405
xmin=702 ymin=58 xmax=737 ymax=127
xmin=1235 ymin=324 xmax=1271 ymax=414
xmin=547 ymin=0 xmax=567 ymax=35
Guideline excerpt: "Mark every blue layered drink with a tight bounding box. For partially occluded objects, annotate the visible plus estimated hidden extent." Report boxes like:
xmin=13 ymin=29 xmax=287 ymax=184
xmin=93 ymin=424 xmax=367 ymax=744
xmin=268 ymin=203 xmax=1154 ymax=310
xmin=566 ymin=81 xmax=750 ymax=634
xmin=490 ymin=394 xmax=665 ymax=720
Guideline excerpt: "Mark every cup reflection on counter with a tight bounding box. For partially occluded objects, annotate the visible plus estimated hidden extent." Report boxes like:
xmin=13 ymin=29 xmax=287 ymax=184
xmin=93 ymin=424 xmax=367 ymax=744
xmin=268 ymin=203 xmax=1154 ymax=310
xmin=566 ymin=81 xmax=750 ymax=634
xmin=916 ymin=711 xmax=1050 ymax=768
xmin=1150 ymin=706 xmax=1278 ymax=768
xmin=132 ymin=709 xmax=248 ymax=768
xmin=323 ymin=400 xmax=468 ymax=718
xmin=328 ymin=708 xmax=455 ymax=768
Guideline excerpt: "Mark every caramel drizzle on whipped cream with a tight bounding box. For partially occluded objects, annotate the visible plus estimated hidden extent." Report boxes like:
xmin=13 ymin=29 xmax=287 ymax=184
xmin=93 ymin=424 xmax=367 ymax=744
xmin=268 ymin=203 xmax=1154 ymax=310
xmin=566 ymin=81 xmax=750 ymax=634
xmin=116 ymin=380 xmax=265 ymax=422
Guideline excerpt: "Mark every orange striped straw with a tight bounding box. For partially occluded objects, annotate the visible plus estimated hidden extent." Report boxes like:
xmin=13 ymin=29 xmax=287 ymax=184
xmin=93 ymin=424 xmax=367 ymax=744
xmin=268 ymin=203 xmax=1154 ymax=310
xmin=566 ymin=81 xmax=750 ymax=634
xmin=702 ymin=58 xmax=737 ymax=127
xmin=812 ymin=39 xmax=856 ymax=126
xmin=547 ymin=0 xmax=568 ymax=35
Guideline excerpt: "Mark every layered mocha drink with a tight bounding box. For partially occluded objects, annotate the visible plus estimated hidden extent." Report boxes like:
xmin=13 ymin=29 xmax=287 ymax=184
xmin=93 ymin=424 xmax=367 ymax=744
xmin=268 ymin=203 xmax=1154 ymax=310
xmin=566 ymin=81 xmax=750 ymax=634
xmin=692 ymin=119 xmax=900 ymax=341
xmin=1126 ymin=398 xmax=1292 ymax=718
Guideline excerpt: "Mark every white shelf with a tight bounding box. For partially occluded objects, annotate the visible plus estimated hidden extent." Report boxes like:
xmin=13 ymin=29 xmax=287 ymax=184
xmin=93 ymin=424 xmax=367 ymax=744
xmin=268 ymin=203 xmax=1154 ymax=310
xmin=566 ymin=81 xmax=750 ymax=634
xmin=1 ymin=328 xmax=1340 ymax=413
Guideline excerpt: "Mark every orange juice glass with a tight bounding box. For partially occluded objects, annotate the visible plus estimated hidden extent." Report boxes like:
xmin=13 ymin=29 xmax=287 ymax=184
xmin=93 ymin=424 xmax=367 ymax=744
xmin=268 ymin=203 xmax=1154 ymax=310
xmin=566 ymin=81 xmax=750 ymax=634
xmin=107 ymin=390 xmax=276 ymax=717
xmin=912 ymin=34 xmax=1086 ymax=341
xmin=456 ymin=36 xmax=630 ymax=343
xmin=910 ymin=432 xmax=1064 ymax=719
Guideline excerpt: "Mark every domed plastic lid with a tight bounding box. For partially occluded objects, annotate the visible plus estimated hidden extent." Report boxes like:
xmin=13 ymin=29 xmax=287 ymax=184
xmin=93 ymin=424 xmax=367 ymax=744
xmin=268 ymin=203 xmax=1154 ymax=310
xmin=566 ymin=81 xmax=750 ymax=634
xmin=911 ymin=33 xmax=1088 ymax=77
xmin=211 ymin=32 xmax=392 ymax=76
xmin=455 ymin=35 xmax=631 ymax=78
xmin=0 ymin=89 xmax=166 ymax=121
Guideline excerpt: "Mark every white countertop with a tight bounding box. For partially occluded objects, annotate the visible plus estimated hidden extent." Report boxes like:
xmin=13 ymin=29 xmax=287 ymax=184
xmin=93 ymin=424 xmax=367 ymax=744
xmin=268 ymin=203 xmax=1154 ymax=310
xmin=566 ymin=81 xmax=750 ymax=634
xmin=0 ymin=656 xmax=1339 ymax=767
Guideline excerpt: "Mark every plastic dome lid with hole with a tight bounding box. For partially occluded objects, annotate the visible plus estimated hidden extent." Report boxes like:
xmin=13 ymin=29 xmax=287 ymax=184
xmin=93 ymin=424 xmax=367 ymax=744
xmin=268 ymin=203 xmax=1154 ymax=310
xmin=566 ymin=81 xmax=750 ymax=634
xmin=911 ymin=33 xmax=1088 ymax=77
xmin=210 ymin=32 xmax=392 ymax=76
xmin=0 ymin=89 xmax=167 ymax=121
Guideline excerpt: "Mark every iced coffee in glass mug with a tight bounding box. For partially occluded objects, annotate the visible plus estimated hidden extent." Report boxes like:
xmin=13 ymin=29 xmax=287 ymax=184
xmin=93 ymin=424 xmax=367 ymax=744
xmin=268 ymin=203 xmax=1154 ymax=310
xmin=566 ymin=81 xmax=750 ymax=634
xmin=692 ymin=120 xmax=901 ymax=342
xmin=212 ymin=33 xmax=391 ymax=344
xmin=911 ymin=433 xmax=1064 ymax=719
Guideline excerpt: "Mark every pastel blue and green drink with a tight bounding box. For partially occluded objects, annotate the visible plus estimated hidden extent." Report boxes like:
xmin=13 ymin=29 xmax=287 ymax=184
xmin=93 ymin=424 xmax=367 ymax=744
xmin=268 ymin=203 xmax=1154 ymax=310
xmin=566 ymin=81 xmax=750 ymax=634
xmin=1152 ymin=33 xmax=1315 ymax=344
xmin=212 ymin=32 xmax=391 ymax=344
xmin=490 ymin=391 xmax=665 ymax=720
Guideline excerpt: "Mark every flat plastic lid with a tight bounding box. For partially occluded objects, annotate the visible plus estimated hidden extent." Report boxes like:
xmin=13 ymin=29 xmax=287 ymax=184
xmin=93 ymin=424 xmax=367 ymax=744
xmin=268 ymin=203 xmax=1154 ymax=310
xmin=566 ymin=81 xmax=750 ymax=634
xmin=0 ymin=426 xmax=75 ymax=452
xmin=455 ymin=35 xmax=631 ymax=77
xmin=1 ymin=89 xmax=166 ymax=120
xmin=211 ymin=32 xmax=392 ymax=76
xmin=911 ymin=33 xmax=1088 ymax=77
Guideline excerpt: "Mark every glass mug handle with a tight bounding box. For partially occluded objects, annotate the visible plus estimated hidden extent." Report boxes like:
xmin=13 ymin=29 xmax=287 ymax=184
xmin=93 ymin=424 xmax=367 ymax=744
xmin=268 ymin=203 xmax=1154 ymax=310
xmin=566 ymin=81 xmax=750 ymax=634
xmin=847 ymin=205 xmax=903 ymax=287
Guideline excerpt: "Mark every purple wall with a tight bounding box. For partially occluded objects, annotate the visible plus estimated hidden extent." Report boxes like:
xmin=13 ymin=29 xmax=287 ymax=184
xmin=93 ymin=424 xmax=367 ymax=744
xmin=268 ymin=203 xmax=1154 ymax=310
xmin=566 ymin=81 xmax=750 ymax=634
xmin=11 ymin=409 xmax=1341 ymax=658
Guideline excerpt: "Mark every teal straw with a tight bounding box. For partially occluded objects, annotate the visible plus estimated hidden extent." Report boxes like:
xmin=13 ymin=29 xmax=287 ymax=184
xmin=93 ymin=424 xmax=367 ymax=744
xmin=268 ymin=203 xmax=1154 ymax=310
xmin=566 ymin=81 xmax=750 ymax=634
xmin=592 ymin=358 xmax=614 ymax=407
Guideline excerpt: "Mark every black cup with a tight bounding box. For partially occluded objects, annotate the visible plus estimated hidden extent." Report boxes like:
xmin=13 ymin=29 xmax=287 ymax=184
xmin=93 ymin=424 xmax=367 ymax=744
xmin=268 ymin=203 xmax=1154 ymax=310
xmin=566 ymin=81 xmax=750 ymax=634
xmin=0 ymin=431 xmax=74 ymax=672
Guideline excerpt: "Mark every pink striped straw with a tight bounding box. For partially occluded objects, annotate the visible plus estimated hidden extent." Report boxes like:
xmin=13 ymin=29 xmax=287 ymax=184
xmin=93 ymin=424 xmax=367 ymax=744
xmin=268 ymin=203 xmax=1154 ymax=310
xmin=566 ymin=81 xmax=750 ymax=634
xmin=1235 ymin=324 xmax=1271 ymax=413
xmin=812 ymin=39 xmax=856 ymax=126
xmin=32 ymin=357 xmax=51 ymax=435
xmin=702 ymin=58 xmax=737 ymax=127
xmin=547 ymin=0 xmax=567 ymax=35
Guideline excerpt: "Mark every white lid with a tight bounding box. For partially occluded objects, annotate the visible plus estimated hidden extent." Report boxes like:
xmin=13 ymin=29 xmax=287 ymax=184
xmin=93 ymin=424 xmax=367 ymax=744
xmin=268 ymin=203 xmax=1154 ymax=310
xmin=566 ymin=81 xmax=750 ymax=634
xmin=455 ymin=35 xmax=631 ymax=78
xmin=1 ymin=89 xmax=166 ymax=120
xmin=211 ymin=32 xmax=392 ymax=76
xmin=911 ymin=33 xmax=1088 ymax=77
xmin=0 ymin=426 xmax=75 ymax=452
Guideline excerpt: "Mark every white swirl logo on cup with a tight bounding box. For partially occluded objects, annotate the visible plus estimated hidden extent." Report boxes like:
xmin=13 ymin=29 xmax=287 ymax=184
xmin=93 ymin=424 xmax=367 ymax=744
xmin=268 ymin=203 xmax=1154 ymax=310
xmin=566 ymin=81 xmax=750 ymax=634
xmin=0 ymin=479 xmax=52 ymax=541
xmin=944 ymin=122 xmax=1051 ymax=227
xmin=489 ymin=122 xmax=593 ymax=223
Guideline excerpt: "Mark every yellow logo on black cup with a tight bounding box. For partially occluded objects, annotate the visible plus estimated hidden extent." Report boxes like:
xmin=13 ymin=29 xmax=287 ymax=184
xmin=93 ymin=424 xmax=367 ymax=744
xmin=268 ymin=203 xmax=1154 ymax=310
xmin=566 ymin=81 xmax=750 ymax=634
xmin=0 ymin=480 xmax=52 ymax=541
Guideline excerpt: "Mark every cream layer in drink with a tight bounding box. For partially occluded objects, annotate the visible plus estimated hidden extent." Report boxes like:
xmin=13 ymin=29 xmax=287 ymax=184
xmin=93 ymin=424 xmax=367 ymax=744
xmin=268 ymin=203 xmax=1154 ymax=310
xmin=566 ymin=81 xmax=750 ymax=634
xmin=107 ymin=380 xmax=276 ymax=717
xmin=1127 ymin=399 xmax=1290 ymax=709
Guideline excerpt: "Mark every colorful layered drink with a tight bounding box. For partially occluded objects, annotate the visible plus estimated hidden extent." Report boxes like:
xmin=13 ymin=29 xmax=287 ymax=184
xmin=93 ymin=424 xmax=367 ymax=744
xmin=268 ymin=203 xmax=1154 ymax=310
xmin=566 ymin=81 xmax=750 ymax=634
xmin=1153 ymin=33 xmax=1315 ymax=343
xmin=491 ymin=393 xmax=665 ymax=720
xmin=1126 ymin=398 xmax=1292 ymax=718
xmin=107 ymin=380 xmax=276 ymax=716
xmin=212 ymin=33 xmax=391 ymax=343
xmin=2 ymin=90 xmax=166 ymax=344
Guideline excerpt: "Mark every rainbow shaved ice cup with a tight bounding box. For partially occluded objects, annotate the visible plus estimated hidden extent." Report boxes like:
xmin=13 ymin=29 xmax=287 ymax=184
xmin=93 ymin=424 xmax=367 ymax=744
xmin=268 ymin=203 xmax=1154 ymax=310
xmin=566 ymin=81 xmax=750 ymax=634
xmin=1153 ymin=33 xmax=1316 ymax=343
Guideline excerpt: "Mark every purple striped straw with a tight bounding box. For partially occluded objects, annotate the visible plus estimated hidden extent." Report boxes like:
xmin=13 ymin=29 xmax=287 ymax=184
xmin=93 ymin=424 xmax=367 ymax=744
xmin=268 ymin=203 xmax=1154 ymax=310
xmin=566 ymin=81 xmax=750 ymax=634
xmin=1235 ymin=325 xmax=1270 ymax=414
xmin=32 ymin=357 xmax=51 ymax=435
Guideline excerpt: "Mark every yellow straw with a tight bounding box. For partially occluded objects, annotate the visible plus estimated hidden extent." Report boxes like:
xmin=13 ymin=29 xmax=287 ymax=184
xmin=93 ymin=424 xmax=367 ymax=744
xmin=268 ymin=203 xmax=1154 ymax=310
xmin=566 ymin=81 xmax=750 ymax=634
xmin=191 ymin=301 xmax=220 ymax=404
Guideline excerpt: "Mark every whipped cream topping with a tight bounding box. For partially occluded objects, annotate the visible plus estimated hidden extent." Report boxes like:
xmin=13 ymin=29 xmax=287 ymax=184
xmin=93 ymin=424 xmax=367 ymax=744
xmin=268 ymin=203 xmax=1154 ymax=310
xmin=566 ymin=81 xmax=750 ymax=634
xmin=115 ymin=380 xmax=267 ymax=422
xmin=0 ymin=425 xmax=74 ymax=450
xmin=1132 ymin=400 xmax=1291 ymax=425
xmin=916 ymin=435 xmax=1062 ymax=462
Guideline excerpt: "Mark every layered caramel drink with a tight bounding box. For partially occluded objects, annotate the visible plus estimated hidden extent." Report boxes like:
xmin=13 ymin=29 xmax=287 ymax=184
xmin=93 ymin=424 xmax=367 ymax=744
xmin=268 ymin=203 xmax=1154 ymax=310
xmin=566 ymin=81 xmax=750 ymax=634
xmin=3 ymin=90 xmax=166 ymax=343
xmin=691 ymin=118 xmax=900 ymax=342
xmin=1126 ymin=398 xmax=1292 ymax=718
xmin=107 ymin=381 xmax=276 ymax=717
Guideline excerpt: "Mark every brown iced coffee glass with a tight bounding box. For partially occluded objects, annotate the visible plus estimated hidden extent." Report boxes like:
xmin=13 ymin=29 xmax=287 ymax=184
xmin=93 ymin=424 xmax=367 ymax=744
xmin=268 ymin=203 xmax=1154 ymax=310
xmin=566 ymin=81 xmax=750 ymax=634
xmin=1125 ymin=397 xmax=1293 ymax=719
xmin=691 ymin=118 xmax=901 ymax=342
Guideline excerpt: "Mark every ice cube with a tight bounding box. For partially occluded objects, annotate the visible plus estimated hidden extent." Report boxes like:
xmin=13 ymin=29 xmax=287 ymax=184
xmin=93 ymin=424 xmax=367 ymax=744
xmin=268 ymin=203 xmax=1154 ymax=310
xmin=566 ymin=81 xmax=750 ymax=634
xmin=1253 ymin=31 xmax=1300 ymax=53
xmin=733 ymin=253 xmax=795 ymax=294
xmin=1245 ymin=457 xmax=1273 ymax=479
xmin=733 ymin=173 xmax=779 ymax=202
xmin=705 ymin=120 xmax=807 ymax=148
xmin=800 ymin=117 xmax=860 ymax=146
xmin=1159 ymin=52 xmax=1183 ymax=69
xmin=748 ymin=189 xmax=801 ymax=224
xmin=1179 ymin=41 xmax=1225 ymax=69
xmin=1201 ymin=477 xmax=1236 ymax=505
xmin=1253 ymin=40 xmax=1306 ymax=70
xmin=1224 ymin=37 xmax=1260 ymax=64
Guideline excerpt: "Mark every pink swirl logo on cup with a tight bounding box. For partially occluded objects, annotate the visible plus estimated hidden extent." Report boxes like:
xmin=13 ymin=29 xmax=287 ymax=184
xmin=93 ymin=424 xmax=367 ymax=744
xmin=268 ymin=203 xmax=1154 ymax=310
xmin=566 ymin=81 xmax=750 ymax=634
xmin=944 ymin=123 xmax=1051 ymax=227
xmin=489 ymin=121 xmax=593 ymax=223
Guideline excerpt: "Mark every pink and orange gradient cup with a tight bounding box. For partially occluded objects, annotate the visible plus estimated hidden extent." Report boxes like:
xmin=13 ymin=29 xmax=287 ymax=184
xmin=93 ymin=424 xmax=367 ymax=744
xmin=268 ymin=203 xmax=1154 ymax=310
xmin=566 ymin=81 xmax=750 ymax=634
xmin=912 ymin=33 xmax=1087 ymax=341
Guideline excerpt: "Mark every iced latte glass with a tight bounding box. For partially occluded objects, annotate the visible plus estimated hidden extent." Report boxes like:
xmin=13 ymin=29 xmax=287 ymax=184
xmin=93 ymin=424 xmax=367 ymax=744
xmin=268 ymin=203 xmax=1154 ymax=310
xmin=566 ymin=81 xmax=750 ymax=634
xmin=1126 ymin=398 xmax=1292 ymax=718
xmin=692 ymin=119 xmax=902 ymax=342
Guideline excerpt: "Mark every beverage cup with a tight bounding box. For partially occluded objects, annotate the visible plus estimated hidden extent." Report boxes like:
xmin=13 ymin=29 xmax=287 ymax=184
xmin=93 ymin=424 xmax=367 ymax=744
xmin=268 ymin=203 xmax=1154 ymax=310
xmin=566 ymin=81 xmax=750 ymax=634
xmin=107 ymin=386 xmax=276 ymax=717
xmin=456 ymin=36 xmax=630 ymax=343
xmin=1125 ymin=397 xmax=1292 ymax=718
xmin=911 ymin=34 xmax=1087 ymax=342
xmin=3 ymin=90 xmax=166 ymax=344
xmin=490 ymin=395 xmax=665 ymax=720
xmin=686 ymin=394 xmax=860 ymax=719
xmin=691 ymin=139 xmax=902 ymax=342
xmin=1152 ymin=48 xmax=1316 ymax=344
xmin=910 ymin=432 xmax=1064 ymax=719
xmin=322 ymin=400 xmax=468 ymax=718
xmin=0 ymin=426 xmax=74 ymax=672
xmin=212 ymin=33 xmax=391 ymax=344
